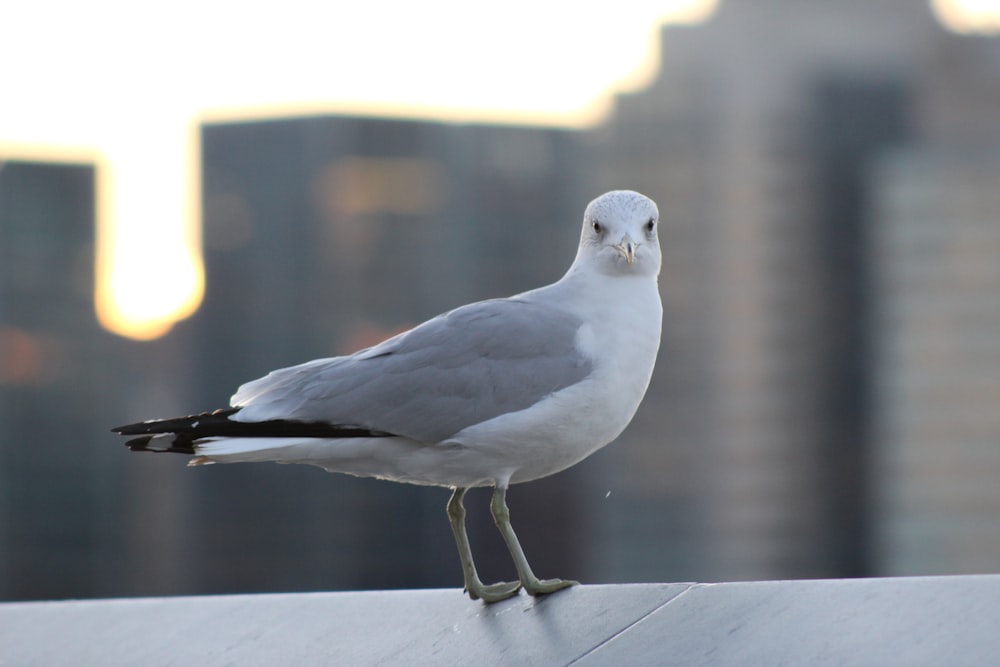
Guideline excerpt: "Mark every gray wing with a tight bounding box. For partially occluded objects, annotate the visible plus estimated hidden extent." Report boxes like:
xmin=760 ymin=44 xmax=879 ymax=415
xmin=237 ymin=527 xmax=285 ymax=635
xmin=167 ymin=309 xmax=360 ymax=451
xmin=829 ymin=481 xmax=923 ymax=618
xmin=231 ymin=297 xmax=593 ymax=443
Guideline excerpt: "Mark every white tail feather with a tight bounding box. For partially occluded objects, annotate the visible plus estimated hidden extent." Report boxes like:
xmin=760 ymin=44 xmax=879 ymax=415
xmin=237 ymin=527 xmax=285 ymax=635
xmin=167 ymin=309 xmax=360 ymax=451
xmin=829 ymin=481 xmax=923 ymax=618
xmin=193 ymin=437 xmax=325 ymax=464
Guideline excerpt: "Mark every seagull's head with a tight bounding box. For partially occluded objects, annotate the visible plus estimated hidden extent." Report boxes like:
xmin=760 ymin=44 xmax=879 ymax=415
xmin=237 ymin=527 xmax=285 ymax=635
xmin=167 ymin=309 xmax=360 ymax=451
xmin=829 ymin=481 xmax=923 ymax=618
xmin=575 ymin=190 xmax=661 ymax=278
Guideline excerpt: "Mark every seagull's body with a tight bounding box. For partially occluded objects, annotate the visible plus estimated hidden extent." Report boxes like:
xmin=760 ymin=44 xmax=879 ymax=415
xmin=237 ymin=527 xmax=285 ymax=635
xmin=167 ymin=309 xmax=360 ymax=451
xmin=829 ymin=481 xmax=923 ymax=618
xmin=114 ymin=190 xmax=662 ymax=602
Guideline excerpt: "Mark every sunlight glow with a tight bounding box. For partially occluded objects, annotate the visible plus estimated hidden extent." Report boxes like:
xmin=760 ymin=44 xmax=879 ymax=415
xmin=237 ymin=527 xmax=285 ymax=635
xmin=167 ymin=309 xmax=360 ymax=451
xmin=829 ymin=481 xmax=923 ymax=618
xmin=93 ymin=123 xmax=205 ymax=340
xmin=932 ymin=0 xmax=1000 ymax=33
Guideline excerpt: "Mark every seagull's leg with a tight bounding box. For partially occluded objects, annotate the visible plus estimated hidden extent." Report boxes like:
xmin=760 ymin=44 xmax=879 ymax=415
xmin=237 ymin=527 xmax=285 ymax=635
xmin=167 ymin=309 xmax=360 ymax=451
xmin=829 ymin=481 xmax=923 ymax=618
xmin=446 ymin=487 xmax=521 ymax=603
xmin=490 ymin=485 xmax=578 ymax=596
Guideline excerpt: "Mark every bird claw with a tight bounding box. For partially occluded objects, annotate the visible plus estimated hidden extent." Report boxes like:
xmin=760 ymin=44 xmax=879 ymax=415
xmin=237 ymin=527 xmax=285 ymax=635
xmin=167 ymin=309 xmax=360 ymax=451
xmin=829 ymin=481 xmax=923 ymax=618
xmin=466 ymin=579 xmax=522 ymax=603
xmin=522 ymin=578 xmax=578 ymax=597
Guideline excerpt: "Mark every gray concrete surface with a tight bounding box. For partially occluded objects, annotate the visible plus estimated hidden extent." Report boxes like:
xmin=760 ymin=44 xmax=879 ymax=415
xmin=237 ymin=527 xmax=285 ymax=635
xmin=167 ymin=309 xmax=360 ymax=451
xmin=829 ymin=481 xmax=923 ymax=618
xmin=1 ymin=576 xmax=998 ymax=666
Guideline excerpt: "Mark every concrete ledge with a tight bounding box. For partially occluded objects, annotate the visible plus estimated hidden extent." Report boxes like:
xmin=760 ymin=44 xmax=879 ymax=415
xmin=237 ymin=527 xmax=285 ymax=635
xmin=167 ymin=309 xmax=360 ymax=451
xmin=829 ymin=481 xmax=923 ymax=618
xmin=2 ymin=576 xmax=998 ymax=665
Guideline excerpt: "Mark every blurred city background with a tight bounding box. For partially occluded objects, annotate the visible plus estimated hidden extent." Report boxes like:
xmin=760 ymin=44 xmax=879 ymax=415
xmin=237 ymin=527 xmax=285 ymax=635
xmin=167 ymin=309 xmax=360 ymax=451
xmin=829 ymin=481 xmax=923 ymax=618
xmin=2 ymin=0 xmax=1000 ymax=601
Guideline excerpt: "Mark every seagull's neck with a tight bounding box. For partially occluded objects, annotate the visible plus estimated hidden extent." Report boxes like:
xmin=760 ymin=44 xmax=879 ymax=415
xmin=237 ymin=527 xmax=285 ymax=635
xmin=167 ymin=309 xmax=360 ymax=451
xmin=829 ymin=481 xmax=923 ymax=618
xmin=525 ymin=260 xmax=661 ymax=320
xmin=560 ymin=258 xmax=658 ymax=288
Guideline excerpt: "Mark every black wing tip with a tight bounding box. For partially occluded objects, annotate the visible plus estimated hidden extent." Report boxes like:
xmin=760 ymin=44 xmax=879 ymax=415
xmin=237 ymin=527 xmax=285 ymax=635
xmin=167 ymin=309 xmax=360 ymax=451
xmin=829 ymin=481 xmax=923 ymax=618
xmin=123 ymin=435 xmax=152 ymax=450
xmin=113 ymin=407 xmax=394 ymax=447
xmin=123 ymin=434 xmax=196 ymax=455
xmin=111 ymin=408 xmax=239 ymax=435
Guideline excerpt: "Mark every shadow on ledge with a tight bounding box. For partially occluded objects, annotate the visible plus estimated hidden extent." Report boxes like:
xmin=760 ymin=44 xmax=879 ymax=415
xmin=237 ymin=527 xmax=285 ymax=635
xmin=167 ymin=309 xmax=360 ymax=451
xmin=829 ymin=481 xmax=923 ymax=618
xmin=2 ymin=576 xmax=999 ymax=665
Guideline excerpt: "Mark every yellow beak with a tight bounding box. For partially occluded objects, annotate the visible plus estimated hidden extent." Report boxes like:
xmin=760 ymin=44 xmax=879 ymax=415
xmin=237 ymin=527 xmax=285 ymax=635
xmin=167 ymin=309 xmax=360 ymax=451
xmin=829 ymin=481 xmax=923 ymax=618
xmin=614 ymin=235 xmax=637 ymax=265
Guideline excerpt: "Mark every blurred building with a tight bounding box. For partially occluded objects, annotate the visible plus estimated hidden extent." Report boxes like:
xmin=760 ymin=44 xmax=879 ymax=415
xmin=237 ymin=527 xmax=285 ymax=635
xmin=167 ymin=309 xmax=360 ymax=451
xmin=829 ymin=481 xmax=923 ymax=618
xmin=586 ymin=0 xmax=1000 ymax=582
xmin=0 ymin=162 xmax=114 ymax=599
xmin=871 ymin=149 xmax=1000 ymax=576
xmin=870 ymin=32 xmax=1000 ymax=575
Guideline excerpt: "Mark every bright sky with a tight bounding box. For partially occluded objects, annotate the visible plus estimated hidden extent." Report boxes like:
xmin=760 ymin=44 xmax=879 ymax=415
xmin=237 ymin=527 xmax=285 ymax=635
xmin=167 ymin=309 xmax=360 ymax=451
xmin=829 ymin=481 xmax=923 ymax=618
xmin=0 ymin=0 xmax=997 ymax=340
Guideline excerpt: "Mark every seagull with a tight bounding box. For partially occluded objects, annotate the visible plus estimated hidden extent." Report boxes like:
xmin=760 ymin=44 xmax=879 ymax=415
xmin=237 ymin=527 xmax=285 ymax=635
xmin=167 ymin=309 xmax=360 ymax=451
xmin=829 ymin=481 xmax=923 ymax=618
xmin=113 ymin=190 xmax=662 ymax=603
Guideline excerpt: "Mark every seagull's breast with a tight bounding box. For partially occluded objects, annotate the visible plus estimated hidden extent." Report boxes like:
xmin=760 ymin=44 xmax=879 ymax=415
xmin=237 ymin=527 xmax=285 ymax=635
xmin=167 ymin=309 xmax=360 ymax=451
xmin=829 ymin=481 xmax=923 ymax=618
xmin=572 ymin=277 xmax=662 ymax=436
xmin=450 ymin=275 xmax=662 ymax=485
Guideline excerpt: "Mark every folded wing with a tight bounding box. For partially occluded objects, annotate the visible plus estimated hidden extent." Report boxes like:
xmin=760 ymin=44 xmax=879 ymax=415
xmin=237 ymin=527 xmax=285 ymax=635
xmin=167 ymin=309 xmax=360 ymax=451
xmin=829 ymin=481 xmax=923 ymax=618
xmin=230 ymin=297 xmax=594 ymax=443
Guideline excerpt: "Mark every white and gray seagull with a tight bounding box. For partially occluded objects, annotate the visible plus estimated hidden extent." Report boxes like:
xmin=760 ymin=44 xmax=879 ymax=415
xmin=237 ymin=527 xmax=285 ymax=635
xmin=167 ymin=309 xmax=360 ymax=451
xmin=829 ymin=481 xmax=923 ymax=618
xmin=113 ymin=190 xmax=662 ymax=603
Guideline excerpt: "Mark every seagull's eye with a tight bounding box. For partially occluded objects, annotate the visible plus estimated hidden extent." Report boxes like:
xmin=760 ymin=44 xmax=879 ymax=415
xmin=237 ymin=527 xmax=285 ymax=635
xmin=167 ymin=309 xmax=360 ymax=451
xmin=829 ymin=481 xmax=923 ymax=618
xmin=645 ymin=218 xmax=656 ymax=233
xmin=592 ymin=220 xmax=603 ymax=235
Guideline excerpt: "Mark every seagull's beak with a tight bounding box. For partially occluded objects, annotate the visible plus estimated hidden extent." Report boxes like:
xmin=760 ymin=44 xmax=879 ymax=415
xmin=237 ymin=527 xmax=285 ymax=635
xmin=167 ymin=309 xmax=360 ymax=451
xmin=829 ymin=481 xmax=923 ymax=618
xmin=614 ymin=235 xmax=637 ymax=265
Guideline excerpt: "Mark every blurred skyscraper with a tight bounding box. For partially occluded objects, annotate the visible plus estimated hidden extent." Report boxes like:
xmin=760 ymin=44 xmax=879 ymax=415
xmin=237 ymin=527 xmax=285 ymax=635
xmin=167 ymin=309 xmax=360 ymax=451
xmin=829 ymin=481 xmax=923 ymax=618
xmin=0 ymin=162 xmax=115 ymax=599
xmin=586 ymin=0 xmax=1000 ymax=582
xmin=872 ymin=149 xmax=1000 ymax=576
xmin=870 ymin=31 xmax=1000 ymax=575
